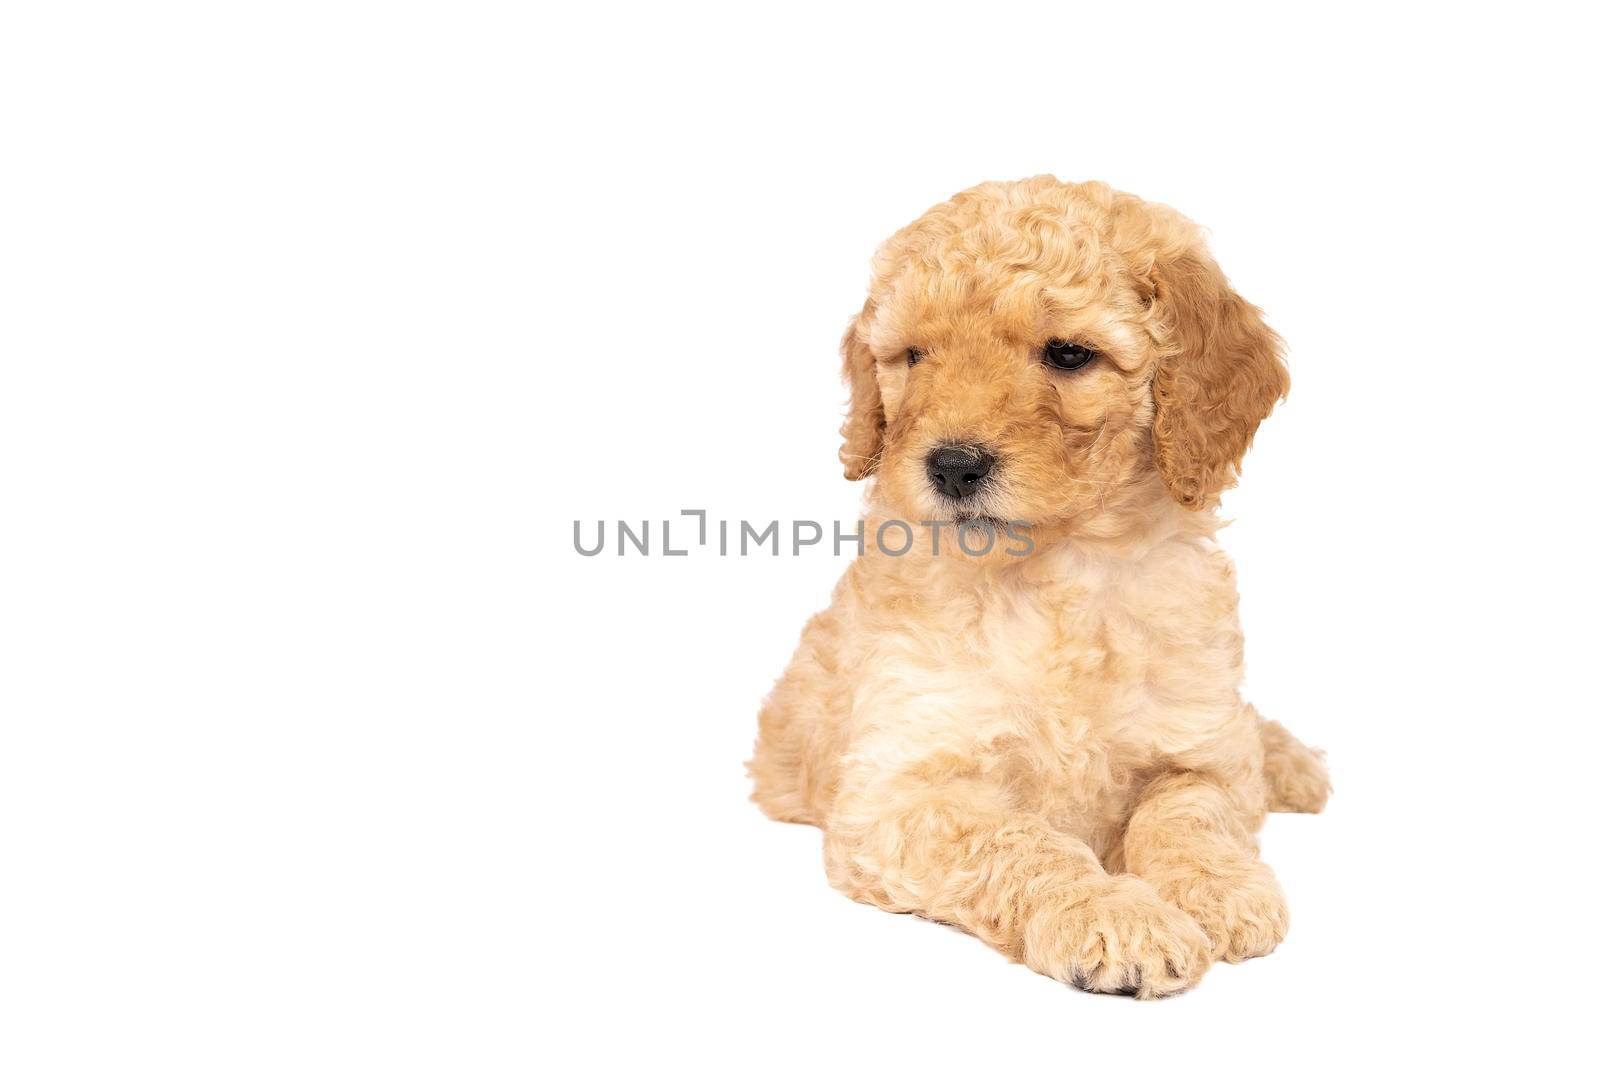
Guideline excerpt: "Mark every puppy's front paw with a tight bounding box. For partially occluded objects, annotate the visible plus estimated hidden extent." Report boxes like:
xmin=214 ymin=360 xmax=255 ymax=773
xmin=1022 ymin=875 xmax=1212 ymax=998
xmin=1151 ymin=860 xmax=1289 ymax=963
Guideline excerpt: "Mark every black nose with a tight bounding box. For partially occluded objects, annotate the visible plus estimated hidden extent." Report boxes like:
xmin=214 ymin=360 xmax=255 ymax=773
xmin=926 ymin=444 xmax=995 ymax=499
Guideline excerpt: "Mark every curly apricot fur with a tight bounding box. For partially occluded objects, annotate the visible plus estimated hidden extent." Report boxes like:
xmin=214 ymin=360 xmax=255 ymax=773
xmin=752 ymin=177 xmax=1325 ymax=998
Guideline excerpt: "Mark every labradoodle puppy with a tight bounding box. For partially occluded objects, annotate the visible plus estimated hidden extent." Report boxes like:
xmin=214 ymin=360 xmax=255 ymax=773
xmin=748 ymin=177 xmax=1329 ymax=998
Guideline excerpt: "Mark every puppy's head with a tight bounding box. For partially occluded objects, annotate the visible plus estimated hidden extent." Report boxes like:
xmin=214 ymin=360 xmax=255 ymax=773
xmin=838 ymin=177 xmax=1287 ymax=540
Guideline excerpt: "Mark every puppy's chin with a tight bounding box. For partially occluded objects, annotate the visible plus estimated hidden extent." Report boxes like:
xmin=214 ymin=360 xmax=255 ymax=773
xmin=930 ymin=494 xmax=1004 ymax=526
xmin=872 ymin=463 xmax=1093 ymax=559
xmin=880 ymin=491 xmax=1036 ymax=565
xmin=896 ymin=486 xmax=1012 ymax=529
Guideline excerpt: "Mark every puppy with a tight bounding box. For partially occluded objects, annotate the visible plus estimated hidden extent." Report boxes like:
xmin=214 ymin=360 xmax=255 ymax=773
xmin=748 ymin=177 xmax=1329 ymax=997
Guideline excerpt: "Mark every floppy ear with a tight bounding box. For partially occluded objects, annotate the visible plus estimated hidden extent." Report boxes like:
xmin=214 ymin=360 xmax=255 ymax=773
xmin=1149 ymin=249 xmax=1289 ymax=508
xmin=838 ymin=300 xmax=883 ymax=480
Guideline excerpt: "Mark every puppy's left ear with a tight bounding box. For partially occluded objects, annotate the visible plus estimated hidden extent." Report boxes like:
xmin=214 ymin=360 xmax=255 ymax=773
xmin=838 ymin=299 xmax=883 ymax=480
xmin=1149 ymin=248 xmax=1289 ymax=508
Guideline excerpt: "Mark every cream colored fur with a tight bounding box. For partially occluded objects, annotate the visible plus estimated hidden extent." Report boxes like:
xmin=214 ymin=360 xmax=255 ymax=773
xmin=749 ymin=177 xmax=1328 ymax=997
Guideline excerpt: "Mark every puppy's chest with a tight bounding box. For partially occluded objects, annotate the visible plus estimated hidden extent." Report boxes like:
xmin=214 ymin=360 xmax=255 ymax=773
xmin=857 ymin=550 xmax=1243 ymax=768
xmin=956 ymin=577 xmax=1180 ymax=733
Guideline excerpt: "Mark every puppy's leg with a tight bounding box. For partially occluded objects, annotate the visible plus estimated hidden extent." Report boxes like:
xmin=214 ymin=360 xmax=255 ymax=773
xmin=1258 ymin=715 xmax=1331 ymax=813
xmin=749 ymin=614 xmax=845 ymax=826
xmin=1122 ymin=771 xmax=1289 ymax=963
xmin=749 ymin=678 xmax=820 ymax=825
xmin=825 ymin=767 xmax=1211 ymax=998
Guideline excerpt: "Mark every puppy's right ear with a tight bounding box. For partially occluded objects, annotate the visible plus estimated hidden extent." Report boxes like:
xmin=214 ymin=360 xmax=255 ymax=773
xmin=838 ymin=300 xmax=883 ymax=480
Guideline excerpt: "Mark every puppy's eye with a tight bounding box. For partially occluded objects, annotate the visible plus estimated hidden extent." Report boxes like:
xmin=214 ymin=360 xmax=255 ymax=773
xmin=906 ymin=347 xmax=925 ymax=367
xmin=1043 ymin=339 xmax=1096 ymax=371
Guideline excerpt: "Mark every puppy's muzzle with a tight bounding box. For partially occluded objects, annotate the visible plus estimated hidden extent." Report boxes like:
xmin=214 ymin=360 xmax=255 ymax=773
xmin=926 ymin=444 xmax=995 ymax=500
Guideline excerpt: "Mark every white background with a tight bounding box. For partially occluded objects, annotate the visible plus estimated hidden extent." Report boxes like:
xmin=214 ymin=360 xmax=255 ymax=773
xmin=3 ymin=2 xmax=1597 ymax=1062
